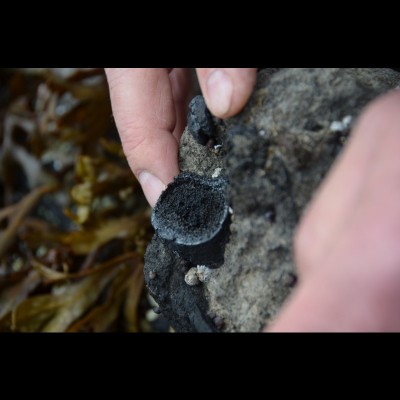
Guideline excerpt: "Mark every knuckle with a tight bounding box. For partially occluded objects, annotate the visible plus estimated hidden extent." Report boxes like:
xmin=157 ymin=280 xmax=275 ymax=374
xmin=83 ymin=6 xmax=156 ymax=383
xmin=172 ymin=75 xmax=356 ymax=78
xmin=116 ymin=120 xmax=150 ymax=169
xmin=119 ymin=123 xmax=148 ymax=153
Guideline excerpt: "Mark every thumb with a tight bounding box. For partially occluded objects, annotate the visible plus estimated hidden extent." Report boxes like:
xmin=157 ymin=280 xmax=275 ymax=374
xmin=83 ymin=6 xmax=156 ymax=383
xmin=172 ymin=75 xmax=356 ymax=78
xmin=196 ymin=68 xmax=257 ymax=118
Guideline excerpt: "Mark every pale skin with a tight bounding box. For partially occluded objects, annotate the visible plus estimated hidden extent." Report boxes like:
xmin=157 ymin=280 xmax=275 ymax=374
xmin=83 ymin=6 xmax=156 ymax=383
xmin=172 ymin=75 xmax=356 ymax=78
xmin=106 ymin=68 xmax=400 ymax=331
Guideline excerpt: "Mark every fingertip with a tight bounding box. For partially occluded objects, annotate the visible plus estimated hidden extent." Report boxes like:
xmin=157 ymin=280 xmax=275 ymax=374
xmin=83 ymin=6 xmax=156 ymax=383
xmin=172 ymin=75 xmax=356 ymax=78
xmin=204 ymin=69 xmax=234 ymax=117
xmin=138 ymin=171 xmax=166 ymax=208
xmin=197 ymin=68 xmax=257 ymax=118
xmin=123 ymin=131 xmax=179 ymax=207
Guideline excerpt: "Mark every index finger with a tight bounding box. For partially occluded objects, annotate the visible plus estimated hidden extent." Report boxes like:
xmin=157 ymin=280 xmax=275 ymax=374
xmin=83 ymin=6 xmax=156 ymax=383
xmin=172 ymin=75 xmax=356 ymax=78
xmin=105 ymin=68 xmax=180 ymax=207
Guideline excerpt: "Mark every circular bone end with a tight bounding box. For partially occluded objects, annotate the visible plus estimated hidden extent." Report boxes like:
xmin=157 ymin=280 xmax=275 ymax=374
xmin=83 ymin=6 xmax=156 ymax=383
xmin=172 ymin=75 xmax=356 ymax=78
xmin=152 ymin=172 xmax=229 ymax=246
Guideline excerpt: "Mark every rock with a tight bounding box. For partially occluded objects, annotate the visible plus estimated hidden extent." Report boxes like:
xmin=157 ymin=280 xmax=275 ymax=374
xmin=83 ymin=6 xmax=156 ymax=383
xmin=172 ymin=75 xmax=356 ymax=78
xmin=145 ymin=235 xmax=216 ymax=332
xmin=144 ymin=68 xmax=400 ymax=332
xmin=187 ymin=95 xmax=215 ymax=145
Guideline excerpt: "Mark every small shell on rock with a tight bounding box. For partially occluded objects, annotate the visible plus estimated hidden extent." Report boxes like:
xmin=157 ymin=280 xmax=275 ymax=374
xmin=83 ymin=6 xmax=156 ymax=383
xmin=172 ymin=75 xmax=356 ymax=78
xmin=185 ymin=267 xmax=200 ymax=286
xmin=196 ymin=265 xmax=212 ymax=283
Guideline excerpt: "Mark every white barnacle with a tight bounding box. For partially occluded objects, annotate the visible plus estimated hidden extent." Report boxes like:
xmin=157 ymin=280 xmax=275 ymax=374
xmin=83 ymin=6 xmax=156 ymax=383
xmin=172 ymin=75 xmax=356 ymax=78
xmin=342 ymin=115 xmax=352 ymax=127
xmin=330 ymin=115 xmax=353 ymax=132
xmin=196 ymin=265 xmax=212 ymax=283
xmin=212 ymin=168 xmax=222 ymax=178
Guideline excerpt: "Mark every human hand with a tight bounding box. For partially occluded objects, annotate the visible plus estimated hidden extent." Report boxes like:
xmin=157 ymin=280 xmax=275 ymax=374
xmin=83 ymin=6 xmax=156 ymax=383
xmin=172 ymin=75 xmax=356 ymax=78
xmin=105 ymin=68 xmax=257 ymax=207
xmin=269 ymin=91 xmax=400 ymax=331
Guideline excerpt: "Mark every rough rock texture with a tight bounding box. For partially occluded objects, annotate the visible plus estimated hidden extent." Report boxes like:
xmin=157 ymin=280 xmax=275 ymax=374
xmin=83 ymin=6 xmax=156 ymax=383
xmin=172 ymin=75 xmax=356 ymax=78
xmin=144 ymin=68 xmax=400 ymax=332
xmin=187 ymin=95 xmax=215 ymax=145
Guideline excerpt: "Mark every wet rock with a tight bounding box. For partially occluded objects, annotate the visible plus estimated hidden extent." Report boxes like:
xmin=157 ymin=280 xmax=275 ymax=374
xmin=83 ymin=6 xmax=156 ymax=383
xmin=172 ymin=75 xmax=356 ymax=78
xmin=145 ymin=68 xmax=400 ymax=332
xmin=187 ymin=95 xmax=215 ymax=145
xmin=144 ymin=235 xmax=216 ymax=332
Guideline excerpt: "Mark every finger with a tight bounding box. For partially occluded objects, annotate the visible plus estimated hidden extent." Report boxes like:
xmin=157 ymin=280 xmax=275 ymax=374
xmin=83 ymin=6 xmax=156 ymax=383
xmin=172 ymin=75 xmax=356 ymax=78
xmin=295 ymin=90 xmax=400 ymax=273
xmin=105 ymin=68 xmax=179 ymax=207
xmin=270 ymin=91 xmax=400 ymax=331
xmin=267 ymin=266 xmax=385 ymax=332
xmin=196 ymin=68 xmax=257 ymax=118
xmin=169 ymin=68 xmax=194 ymax=141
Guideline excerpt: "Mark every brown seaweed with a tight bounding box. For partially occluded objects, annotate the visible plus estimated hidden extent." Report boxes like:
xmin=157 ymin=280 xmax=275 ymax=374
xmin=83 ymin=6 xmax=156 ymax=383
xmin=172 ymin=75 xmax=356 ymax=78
xmin=0 ymin=68 xmax=156 ymax=332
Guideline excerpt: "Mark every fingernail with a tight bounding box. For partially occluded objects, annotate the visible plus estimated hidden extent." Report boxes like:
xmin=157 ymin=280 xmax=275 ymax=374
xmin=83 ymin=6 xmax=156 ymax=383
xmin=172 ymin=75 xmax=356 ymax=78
xmin=206 ymin=69 xmax=233 ymax=117
xmin=138 ymin=171 xmax=166 ymax=208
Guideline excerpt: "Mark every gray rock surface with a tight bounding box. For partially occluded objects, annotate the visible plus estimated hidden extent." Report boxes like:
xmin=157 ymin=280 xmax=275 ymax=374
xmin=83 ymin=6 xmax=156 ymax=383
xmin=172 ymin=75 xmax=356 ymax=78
xmin=187 ymin=95 xmax=216 ymax=145
xmin=144 ymin=68 xmax=400 ymax=332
